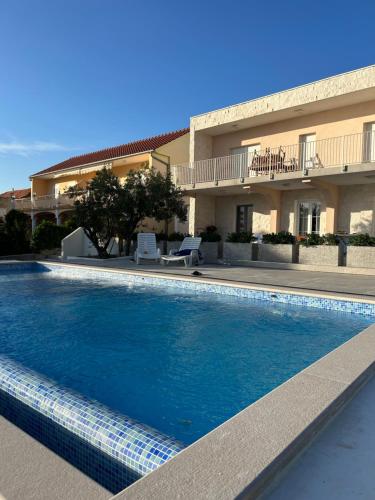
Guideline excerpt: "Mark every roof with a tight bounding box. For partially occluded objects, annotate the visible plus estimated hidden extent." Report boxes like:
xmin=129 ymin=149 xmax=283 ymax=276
xmin=31 ymin=128 xmax=189 ymax=177
xmin=0 ymin=188 xmax=31 ymax=199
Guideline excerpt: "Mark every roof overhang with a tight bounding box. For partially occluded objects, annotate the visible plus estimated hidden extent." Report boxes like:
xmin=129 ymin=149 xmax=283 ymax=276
xmin=191 ymin=65 xmax=375 ymax=135
xmin=30 ymin=151 xmax=152 ymax=180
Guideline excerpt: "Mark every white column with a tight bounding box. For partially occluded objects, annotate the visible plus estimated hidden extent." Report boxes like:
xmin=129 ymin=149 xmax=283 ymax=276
xmin=31 ymin=212 xmax=36 ymax=232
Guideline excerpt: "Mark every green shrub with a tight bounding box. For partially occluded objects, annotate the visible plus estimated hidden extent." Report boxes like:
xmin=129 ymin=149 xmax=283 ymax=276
xmin=199 ymin=225 xmax=221 ymax=242
xmin=31 ymin=221 xmax=70 ymax=251
xmin=0 ymin=209 xmax=31 ymax=255
xmin=262 ymin=231 xmax=295 ymax=244
xmin=323 ymin=233 xmax=339 ymax=246
xmin=299 ymin=233 xmax=338 ymax=247
xmin=156 ymin=231 xmax=167 ymax=242
xmin=168 ymin=231 xmax=188 ymax=241
xmin=62 ymin=215 xmax=78 ymax=233
xmin=226 ymin=231 xmax=254 ymax=243
xmin=348 ymin=233 xmax=375 ymax=246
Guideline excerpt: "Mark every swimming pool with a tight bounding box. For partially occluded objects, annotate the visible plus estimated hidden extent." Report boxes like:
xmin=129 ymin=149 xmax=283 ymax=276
xmin=0 ymin=262 xmax=374 ymax=491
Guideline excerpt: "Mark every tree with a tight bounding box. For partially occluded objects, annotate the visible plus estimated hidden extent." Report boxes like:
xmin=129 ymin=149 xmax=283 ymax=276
xmin=67 ymin=168 xmax=121 ymax=258
xmin=117 ymin=166 xmax=187 ymax=255
xmin=67 ymin=166 xmax=187 ymax=258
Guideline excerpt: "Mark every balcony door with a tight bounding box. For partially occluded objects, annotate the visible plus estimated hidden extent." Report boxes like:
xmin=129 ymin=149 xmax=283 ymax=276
xmin=231 ymin=144 xmax=260 ymax=176
xmin=364 ymin=122 xmax=375 ymax=162
xmin=299 ymin=134 xmax=316 ymax=170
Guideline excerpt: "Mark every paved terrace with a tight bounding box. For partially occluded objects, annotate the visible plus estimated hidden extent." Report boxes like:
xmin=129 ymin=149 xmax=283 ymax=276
xmin=52 ymin=257 xmax=375 ymax=300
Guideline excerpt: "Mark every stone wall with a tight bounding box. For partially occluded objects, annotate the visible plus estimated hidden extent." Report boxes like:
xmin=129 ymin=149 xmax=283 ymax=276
xmin=346 ymin=247 xmax=375 ymax=268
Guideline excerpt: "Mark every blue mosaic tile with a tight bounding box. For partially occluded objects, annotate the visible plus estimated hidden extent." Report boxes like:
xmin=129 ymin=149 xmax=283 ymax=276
xmin=41 ymin=262 xmax=375 ymax=317
xmin=0 ymin=356 xmax=183 ymax=480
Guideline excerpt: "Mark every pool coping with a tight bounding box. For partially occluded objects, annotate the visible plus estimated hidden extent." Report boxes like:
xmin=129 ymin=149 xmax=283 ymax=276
xmin=112 ymin=323 xmax=375 ymax=499
xmin=36 ymin=260 xmax=375 ymax=306
xmin=3 ymin=260 xmax=375 ymax=498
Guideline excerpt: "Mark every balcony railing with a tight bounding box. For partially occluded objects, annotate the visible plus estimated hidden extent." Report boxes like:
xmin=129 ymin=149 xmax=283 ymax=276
xmin=13 ymin=193 xmax=75 ymax=212
xmin=172 ymin=130 xmax=375 ymax=186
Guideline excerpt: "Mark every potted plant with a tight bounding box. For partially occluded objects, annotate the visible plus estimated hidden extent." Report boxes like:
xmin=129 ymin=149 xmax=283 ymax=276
xmin=258 ymin=231 xmax=297 ymax=263
xmin=198 ymin=226 xmax=222 ymax=263
xmin=223 ymin=231 xmax=256 ymax=263
xmin=346 ymin=233 xmax=375 ymax=268
xmin=167 ymin=231 xmax=190 ymax=254
xmin=298 ymin=233 xmax=341 ymax=266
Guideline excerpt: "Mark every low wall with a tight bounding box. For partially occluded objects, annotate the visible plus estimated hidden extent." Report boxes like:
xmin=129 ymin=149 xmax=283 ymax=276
xmin=62 ymin=227 xmax=119 ymax=258
xmin=223 ymin=243 xmax=254 ymax=263
xmin=299 ymin=246 xmax=341 ymax=266
xmin=347 ymin=247 xmax=375 ymax=269
xmin=258 ymin=244 xmax=298 ymax=264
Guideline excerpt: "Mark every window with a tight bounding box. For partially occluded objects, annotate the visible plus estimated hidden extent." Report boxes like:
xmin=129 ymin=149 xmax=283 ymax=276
xmin=298 ymin=201 xmax=321 ymax=236
xmin=364 ymin=122 xmax=375 ymax=162
xmin=236 ymin=205 xmax=253 ymax=233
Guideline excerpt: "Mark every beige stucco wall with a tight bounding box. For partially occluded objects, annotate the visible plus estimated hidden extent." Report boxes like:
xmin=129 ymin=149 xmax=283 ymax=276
xmin=191 ymin=183 xmax=375 ymax=237
xmin=191 ymin=131 xmax=213 ymax=162
xmin=189 ymin=195 xmax=216 ymax=234
xmin=154 ymin=133 xmax=190 ymax=168
xmin=214 ymin=193 xmax=271 ymax=238
xmin=211 ymin=101 xmax=375 ymax=159
xmin=338 ymin=184 xmax=375 ymax=235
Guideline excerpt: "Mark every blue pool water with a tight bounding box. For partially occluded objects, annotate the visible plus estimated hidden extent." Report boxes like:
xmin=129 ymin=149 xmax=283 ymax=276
xmin=0 ymin=266 xmax=372 ymax=445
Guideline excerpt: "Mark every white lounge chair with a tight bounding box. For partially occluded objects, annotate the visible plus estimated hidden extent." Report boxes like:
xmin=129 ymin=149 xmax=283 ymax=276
xmin=161 ymin=237 xmax=202 ymax=267
xmin=134 ymin=233 xmax=161 ymax=264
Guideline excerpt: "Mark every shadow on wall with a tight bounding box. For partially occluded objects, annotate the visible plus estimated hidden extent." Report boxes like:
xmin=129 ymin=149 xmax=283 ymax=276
xmin=350 ymin=218 xmax=374 ymax=235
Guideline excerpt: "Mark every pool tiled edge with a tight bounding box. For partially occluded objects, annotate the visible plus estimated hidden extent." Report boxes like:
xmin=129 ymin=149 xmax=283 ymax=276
xmin=31 ymin=261 xmax=375 ymax=316
xmin=0 ymin=356 xmax=183 ymax=490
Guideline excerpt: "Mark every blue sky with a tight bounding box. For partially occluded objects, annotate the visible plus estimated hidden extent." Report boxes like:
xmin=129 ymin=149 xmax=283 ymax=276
xmin=0 ymin=0 xmax=374 ymax=192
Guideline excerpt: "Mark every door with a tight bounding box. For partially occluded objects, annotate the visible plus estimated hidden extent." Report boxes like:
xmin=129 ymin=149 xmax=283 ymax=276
xmin=364 ymin=122 xmax=375 ymax=162
xmin=298 ymin=201 xmax=321 ymax=236
xmin=236 ymin=204 xmax=253 ymax=233
xmin=300 ymin=134 xmax=316 ymax=170
xmin=231 ymin=144 xmax=260 ymax=176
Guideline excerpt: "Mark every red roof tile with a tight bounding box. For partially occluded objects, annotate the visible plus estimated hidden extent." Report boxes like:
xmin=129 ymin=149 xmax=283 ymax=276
xmin=0 ymin=188 xmax=31 ymax=199
xmin=31 ymin=128 xmax=189 ymax=177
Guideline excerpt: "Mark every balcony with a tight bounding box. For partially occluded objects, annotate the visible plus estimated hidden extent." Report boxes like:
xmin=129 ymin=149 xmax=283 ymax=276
xmin=13 ymin=193 xmax=75 ymax=212
xmin=172 ymin=131 xmax=375 ymax=187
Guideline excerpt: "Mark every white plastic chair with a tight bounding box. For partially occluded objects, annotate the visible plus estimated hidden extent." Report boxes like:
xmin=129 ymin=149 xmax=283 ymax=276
xmin=161 ymin=237 xmax=202 ymax=267
xmin=134 ymin=233 xmax=161 ymax=264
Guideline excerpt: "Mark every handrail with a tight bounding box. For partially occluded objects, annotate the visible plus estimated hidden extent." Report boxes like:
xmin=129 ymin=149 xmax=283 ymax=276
xmin=172 ymin=130 xmax=375 ymax=185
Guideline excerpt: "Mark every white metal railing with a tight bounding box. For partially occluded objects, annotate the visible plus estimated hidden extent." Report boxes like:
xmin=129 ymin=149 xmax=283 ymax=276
xmin=13 ymin=193 xmax=75 ymax=212
xmin=172 ymin=130 xmax=375 ymax=186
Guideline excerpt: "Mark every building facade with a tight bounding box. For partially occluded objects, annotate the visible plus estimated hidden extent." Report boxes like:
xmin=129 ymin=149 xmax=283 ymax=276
xmin=0 ymin=188 xmax=31 ymax=221
xmin=172 ymin=65 xmax=375 ymax=240
xmin=19 ymin=129 xmax=190 ymax=232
